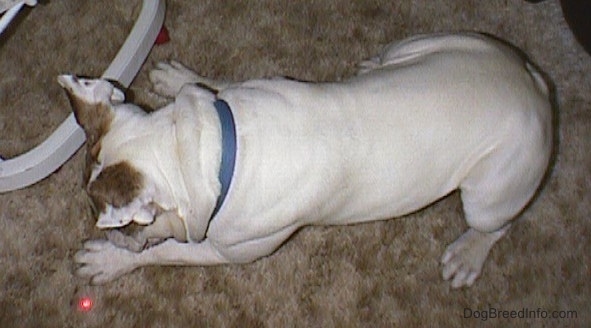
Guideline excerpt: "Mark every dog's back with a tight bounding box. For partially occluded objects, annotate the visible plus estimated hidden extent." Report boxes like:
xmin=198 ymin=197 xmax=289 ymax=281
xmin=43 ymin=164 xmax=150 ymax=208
xmin=211 ymin=33 xmax=551 ymax=232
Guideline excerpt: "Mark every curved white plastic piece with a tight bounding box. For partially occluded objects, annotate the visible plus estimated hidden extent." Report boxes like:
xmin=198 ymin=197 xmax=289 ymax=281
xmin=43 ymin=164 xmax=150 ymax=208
xmin=0 ymin=1 xmax=37 ymax=33
xmin=0 ymin=0 xmax=166 ymax=192
xmin=102 ymin=0 xmax=165 ymax=87
xmin=0 ymin=2 xmax=25 ymax=35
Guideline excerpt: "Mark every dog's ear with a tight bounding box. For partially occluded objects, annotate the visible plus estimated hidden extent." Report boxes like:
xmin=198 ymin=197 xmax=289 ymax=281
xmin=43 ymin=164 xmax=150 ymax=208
xmin=88 ymin=161 xmax=144 ymax=208
xmin=88 ymin=162 xmax=147 ymax=228
xmin=88 ymin=161 xmax=144 ymax=227
xmin=90 ymin=78 xmax=126 ymax=105
xmin=110 ymin=87 xmax=125 ymax=104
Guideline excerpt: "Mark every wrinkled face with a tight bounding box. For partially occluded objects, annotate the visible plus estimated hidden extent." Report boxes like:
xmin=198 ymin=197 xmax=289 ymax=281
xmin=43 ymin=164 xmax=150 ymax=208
xmin=58 ymin=75 xmax=156 ymax=228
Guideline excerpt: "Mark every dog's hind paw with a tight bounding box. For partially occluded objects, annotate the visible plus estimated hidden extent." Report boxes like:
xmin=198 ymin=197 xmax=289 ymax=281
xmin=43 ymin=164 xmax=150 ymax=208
xmin=74 ymin=239 xmax=138 ymax=285
xmin=441 ymin=226 xmax=509 ymax=288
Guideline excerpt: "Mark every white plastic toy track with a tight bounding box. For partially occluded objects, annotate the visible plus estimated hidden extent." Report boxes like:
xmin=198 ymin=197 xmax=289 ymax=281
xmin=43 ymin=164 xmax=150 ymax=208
xmin=0 ymin=0 xmax=166 ymax=192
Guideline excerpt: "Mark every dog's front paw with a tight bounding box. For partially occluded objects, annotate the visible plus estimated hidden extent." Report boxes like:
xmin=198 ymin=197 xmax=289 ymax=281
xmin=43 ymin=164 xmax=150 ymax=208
xmin=74 ymin=239 xmax=139 ymax=285
xmin=149 ymin=61 xmax=199 ymax=97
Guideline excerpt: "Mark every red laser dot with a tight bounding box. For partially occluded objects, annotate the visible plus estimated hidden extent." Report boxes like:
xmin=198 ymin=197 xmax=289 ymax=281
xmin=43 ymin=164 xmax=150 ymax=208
xmin=78 ymin=297 xmax=93 ymax=312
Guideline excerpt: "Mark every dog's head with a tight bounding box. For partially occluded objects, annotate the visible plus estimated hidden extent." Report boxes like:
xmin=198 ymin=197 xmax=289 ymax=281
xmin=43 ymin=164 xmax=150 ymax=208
xmin=58 ymin=75 xmax=157 ymax=228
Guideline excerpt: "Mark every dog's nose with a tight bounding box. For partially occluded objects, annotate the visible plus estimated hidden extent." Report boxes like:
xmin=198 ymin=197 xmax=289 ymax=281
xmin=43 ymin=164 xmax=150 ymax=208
xmin=57 ymin=74 xmax=78 ymax=88
xmin=57 ymin=75 xmax=72 ymax=88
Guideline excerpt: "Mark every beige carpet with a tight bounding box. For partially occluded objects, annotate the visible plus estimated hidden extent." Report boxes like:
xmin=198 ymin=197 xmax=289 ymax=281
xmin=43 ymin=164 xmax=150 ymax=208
xmin=1 ymin=0 xmax=589 ymax=326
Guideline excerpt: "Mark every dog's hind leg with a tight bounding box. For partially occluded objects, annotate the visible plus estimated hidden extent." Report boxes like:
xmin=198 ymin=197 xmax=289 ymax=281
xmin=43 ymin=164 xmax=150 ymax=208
xmin=441 ymin=114 xmax=551 ymax=288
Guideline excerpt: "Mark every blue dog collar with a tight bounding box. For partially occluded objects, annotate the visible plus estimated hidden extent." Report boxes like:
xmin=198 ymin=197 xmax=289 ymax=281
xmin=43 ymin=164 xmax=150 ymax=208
xmin=211 ymin=99 xmax=237 ymax=219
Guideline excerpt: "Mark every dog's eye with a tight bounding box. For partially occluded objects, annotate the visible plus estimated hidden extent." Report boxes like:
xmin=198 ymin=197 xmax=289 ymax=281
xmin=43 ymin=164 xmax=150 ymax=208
xmin=80 ymin=79 xmax=95 ymax=87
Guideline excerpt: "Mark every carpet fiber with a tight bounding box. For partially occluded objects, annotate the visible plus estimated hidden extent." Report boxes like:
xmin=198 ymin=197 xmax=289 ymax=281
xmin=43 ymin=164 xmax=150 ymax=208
xmin=1 ymin=0 xmax=589 ymax=326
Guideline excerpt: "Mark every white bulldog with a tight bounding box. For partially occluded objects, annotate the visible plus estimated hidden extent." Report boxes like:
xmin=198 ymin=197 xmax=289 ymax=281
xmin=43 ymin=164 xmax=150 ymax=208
xmin=59 ymin=32 xmax=552 ymax=288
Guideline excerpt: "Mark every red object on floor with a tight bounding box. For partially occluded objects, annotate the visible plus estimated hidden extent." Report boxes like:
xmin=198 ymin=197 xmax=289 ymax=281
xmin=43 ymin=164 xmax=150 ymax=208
xmin=155 ymin=26 xmax=170 ymax=45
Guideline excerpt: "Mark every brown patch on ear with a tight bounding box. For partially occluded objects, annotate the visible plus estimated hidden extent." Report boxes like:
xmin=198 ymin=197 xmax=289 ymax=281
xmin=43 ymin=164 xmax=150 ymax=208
xmin=88 ymin=161 xmax=144 ymax=212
